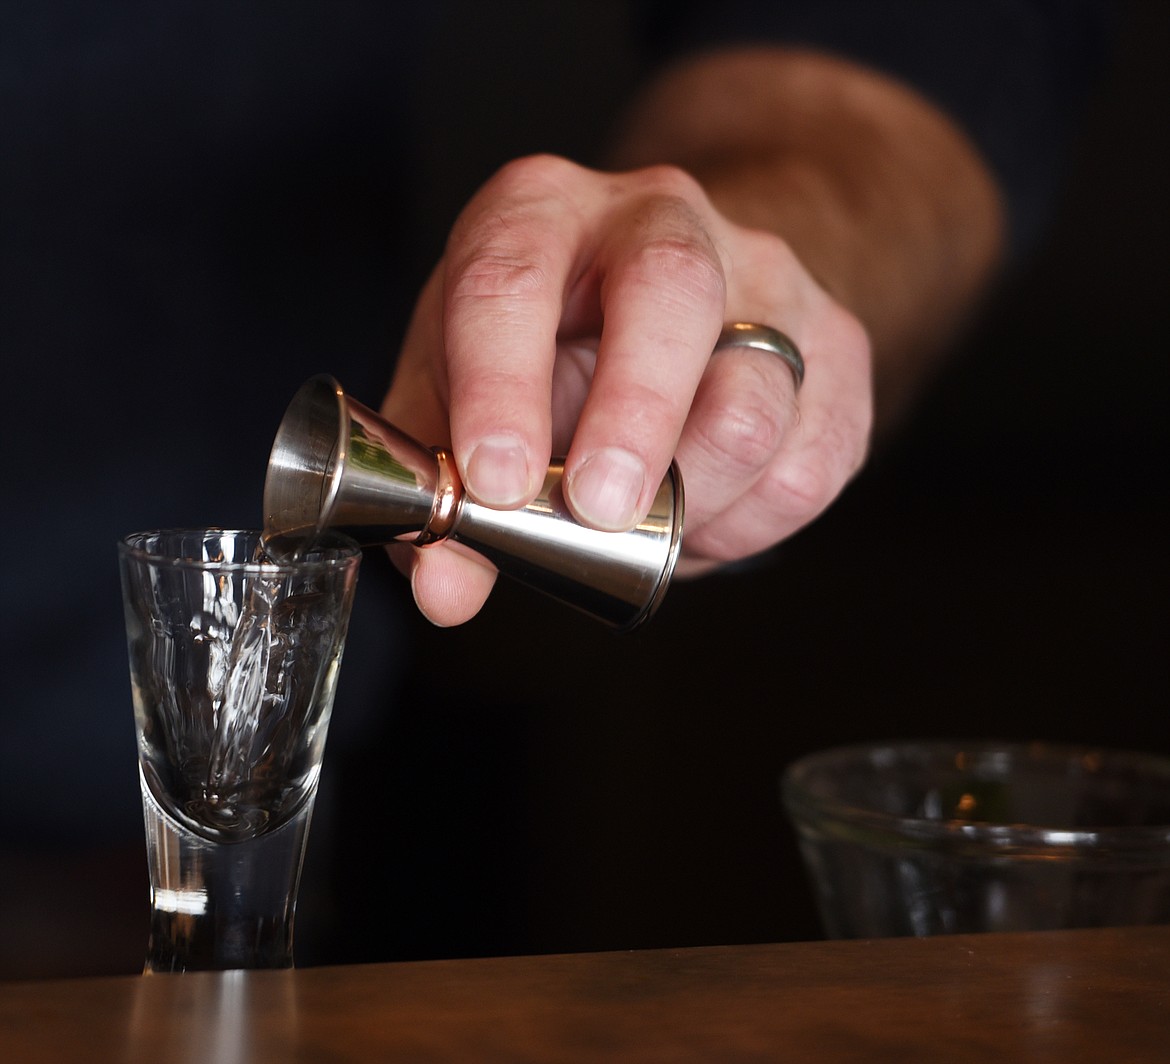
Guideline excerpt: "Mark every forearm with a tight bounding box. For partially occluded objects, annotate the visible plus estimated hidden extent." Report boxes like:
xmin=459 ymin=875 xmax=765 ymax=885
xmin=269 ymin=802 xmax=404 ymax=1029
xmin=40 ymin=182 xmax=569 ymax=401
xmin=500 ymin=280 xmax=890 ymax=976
xmin=608 ymin=47 xmax=1006 ymax=430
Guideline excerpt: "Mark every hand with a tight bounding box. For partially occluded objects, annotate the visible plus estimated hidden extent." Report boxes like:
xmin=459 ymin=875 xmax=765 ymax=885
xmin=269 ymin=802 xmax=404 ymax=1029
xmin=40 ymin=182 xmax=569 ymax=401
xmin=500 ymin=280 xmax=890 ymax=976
xmin=382 ymin=154 xmax=873 ymax=626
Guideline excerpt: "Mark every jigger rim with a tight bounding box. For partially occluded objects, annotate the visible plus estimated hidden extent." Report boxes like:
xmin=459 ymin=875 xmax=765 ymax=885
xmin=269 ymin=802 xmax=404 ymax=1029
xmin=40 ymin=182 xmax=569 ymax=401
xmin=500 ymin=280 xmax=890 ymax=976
xmin=620 ymin=457 xmax=684 ymax=631
xmin=264 ymin=374 xmax=350 ymax=541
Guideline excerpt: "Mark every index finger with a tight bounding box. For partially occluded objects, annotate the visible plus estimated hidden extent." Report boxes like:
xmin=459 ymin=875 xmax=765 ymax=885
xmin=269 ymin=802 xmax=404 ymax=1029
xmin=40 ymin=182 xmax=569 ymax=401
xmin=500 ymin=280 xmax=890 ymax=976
xmin=442 ymin=156 xmax=590 ymax=509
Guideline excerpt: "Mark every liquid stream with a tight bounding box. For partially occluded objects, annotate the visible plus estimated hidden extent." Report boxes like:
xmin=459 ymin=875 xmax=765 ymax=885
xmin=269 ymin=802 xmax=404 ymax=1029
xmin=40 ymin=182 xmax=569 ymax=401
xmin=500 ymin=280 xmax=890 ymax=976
xmin=139 ymin=536 xmax=338 ymax=844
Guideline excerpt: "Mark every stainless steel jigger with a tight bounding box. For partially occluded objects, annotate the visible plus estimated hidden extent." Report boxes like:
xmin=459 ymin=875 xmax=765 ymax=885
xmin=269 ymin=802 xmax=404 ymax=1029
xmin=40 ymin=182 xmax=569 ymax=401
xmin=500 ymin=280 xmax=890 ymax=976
xmin=263 ymin=376 xmax=684 ymax=630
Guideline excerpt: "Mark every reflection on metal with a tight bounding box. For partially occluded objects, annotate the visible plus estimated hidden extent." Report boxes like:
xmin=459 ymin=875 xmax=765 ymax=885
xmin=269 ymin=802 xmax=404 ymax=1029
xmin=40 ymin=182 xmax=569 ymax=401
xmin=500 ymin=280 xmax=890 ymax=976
xmin=264 ymin=376 xmax=683 ymax=630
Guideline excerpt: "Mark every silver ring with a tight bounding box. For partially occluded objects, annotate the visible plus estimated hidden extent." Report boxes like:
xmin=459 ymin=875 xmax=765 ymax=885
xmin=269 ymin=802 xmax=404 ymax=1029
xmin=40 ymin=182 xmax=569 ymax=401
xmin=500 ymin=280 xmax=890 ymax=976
xmin=715 ymin=323 xmax=804 ymax=391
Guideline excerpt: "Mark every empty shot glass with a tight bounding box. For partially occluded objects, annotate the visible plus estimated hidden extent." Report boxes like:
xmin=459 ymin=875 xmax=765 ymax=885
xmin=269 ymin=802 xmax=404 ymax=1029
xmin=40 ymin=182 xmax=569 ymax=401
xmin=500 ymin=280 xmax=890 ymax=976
xmin=119 ymin=529 xmax=360 ymax=971
xmin=782 ymin=740 xmax=1170 ymax=938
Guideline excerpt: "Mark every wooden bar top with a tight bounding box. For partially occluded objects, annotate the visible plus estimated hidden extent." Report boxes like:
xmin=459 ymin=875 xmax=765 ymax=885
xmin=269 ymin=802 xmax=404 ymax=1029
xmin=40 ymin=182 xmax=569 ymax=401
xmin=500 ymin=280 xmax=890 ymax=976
xmin=1 ymin=926 xmax=1167 ymax=1063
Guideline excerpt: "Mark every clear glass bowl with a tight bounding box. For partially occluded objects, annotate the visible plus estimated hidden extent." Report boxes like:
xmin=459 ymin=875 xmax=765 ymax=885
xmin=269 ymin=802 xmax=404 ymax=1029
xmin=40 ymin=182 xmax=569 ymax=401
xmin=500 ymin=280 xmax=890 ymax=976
xmin=782 ymin=741 xmax=1170 ymax=937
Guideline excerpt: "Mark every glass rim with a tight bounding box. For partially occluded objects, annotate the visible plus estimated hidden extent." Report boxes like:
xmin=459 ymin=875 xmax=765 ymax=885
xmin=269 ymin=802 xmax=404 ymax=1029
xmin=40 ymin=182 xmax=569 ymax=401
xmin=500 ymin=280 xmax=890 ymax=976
xmin=781 ymin=739 xmax=1170 ymax=849
xmin=118 ymin=527 xmax=362 ymax=573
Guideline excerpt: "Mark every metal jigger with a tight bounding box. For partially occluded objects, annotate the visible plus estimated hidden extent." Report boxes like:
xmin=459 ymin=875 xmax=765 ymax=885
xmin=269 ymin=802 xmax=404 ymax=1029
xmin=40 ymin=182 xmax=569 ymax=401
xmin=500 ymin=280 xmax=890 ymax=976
xmin=263 ymin=376 xmax=683 ymax=630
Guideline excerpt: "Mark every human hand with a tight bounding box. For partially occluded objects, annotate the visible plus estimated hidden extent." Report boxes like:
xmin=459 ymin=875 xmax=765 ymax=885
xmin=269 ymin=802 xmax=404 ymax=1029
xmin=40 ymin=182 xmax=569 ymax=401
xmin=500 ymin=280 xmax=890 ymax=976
xmin=382 ymin=154 xmax=872 ymax=626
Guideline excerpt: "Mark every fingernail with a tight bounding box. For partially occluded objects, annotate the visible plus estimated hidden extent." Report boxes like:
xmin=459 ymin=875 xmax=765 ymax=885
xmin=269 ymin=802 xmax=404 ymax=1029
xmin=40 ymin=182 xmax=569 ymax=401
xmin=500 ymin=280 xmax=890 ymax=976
xmin=567 ymin=447 xmax=646 ymax=531
xmin=465 ymin=434 xmax=531 ymax=506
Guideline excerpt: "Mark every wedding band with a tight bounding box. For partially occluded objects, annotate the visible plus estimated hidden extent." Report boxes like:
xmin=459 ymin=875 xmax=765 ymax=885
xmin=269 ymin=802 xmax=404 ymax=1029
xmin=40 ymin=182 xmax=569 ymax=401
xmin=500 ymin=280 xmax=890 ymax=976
xmin=715 ymin=323 xmax=804 ymax=391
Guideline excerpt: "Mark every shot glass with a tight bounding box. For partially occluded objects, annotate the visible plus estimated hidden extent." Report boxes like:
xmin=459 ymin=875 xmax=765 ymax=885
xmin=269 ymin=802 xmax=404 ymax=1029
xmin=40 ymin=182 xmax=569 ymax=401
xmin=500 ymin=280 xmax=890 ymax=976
xmin=782 ymin=740 xmax=1170 ymax=938
xmin=119 ymin=528 xmax=360 ymax=972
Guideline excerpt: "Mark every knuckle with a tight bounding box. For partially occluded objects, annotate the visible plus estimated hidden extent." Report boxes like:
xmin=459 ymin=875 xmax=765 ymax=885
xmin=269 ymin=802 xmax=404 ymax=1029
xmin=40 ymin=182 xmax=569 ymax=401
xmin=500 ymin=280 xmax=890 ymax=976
xmin=612 ymin=168 xmax=726 ymax=308
xmin=633 ymin=163 xmax=706 ymax=202
xmin=579 ymin=379 xmax=681 ymax=458
xmin=685 ymin=525 xmax=750 ymax=566
xmin=448 ymin=248 xmax=552 ymax=304
xmin=750 ymin=229 xmax=803 ymax=274
xmin=607 ymin=378 xmax=680 ymax=433
xmin=767 ymin=454 xmax=837 ymax=517
xmin=623 ymin=232 xmax=725 ymax=312
xmin=447 ymin=155 xmax=585 ymax=305
xmin=695 ymin=392 xmax=784 ymax=479
xmin=765 ymin=417 xmax=869 ymax=520
xmin=729 ymin=228 xmax=803 ymax=290
xmin=489 ymin=152 xmax=580 ymax=197
xmin=458 ymin=364 xmax=533 ymax=404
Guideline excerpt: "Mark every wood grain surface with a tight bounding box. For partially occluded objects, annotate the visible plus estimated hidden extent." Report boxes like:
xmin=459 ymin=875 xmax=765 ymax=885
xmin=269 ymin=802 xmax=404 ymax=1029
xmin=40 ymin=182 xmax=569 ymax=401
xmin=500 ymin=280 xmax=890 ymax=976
xmin=1 ymin=926 xmax=1166 ymax=1063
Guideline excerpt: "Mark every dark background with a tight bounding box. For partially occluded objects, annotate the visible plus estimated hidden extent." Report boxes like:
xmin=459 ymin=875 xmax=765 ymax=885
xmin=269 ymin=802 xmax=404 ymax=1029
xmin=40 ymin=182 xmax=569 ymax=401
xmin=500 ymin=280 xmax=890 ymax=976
xmin=322 ymin=0 xmax=1169 ymax=964
xmin=1 ymin=1 xmax=1165 ymax=978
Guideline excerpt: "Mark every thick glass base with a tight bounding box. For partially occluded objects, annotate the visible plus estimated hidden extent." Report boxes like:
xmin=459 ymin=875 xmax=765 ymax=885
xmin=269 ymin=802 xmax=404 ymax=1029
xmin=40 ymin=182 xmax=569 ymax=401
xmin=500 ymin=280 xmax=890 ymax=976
xmin=141 ymin=779 xmax=314 ymax=972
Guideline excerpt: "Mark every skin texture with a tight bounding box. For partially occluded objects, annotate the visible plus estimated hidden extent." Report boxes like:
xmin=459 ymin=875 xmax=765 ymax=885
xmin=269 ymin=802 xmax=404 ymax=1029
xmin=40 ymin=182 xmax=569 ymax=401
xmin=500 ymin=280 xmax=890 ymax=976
xmin=381 ymin=47 xmax=1005 ymax=626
